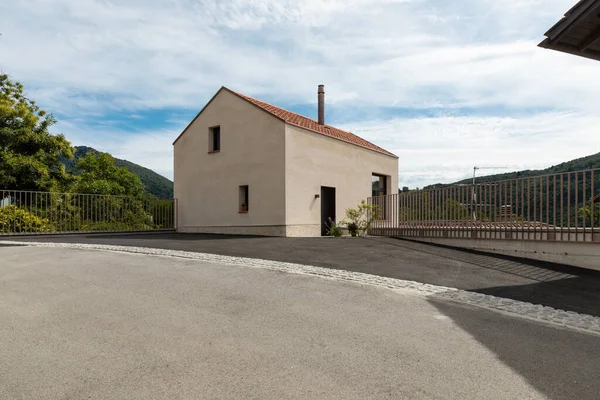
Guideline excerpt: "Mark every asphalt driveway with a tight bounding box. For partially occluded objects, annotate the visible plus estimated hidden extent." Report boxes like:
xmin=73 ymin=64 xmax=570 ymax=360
xmin=4 ymin=232 xmax=600 ymax=317
xmin=2 ymin=246 xmax=599 ymax=399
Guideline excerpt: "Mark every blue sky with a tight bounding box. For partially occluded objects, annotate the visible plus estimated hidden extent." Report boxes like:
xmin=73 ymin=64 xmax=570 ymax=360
xmin=1 ymin=0 xmax=600 ymax=187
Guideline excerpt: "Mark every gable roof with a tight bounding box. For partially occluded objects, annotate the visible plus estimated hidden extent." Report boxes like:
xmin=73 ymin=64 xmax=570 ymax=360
xmin=173 ymin=87 xmax=398 ymax=158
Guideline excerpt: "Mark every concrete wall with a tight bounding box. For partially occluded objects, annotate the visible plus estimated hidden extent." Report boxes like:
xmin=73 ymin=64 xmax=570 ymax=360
xmin=174 ymin=90 xmax=287 ymax=235
xmin=405 ymin=237 xmax=600 ymax=272
xmin=285 ymin=124 xmax=398 ymax=237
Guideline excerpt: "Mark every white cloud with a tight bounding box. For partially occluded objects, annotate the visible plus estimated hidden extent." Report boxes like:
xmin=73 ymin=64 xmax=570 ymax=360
xmin=342 ymin=111 xmax=600 ymax=188
xmin=1 ymin=0 xmax=599 ymax=186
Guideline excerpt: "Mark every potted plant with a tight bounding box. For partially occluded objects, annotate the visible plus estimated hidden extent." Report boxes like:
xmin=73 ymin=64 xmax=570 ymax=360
xmin=347 ymin=222 xmax=359 ymax=237
xmin=241 ymin=203 xmax=248 ymax=212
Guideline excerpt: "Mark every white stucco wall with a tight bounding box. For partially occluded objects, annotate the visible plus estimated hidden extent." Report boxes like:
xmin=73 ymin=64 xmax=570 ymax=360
xmin=174 ymin=90 xmax=287 ymax=234
xmin=284 ymin=124 xmax=399 ymax=237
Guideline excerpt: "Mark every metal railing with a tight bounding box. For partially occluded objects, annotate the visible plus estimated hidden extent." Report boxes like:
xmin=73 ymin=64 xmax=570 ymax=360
xmin=368 ymin=169 xmax=600 ymax=242
xmin=0 ymin=190 xmax=176 ymax=235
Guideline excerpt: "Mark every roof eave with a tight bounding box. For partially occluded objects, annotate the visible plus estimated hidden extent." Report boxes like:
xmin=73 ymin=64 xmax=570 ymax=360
xmin=173 ymin=86 xmax=289 ymax=146
xmin=174 ymin=87 xmax=398 ymax=159
xmin=286 ymin=121 xmax=399 ymax=159
xmin=538 ymin=38 xmax=600 ymax=61
xmin=538 ymin=0 xmax=600 ymax=61
xmin=543 ymin=0 xmax=599 ymax=41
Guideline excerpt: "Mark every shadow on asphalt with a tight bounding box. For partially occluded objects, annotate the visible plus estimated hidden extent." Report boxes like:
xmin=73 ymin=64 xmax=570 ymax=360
xmin=380 ymin=238 xmax=600 ymax=317
xmin=4 ymin=232 xmax=600 ymax=317
xmin=375 ymin=237 xmax=581 ymax=283
xmin=428 ymin=298 xmax=600 ymax=400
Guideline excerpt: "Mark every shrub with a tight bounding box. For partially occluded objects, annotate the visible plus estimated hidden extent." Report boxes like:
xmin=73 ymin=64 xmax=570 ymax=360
xmin=0 ymin=205 xmax=52 ymax=233
xmin=326 ymin=218 xmax=343 ymax=237
xmin=343 ymin=200 xmax=380 ymax=237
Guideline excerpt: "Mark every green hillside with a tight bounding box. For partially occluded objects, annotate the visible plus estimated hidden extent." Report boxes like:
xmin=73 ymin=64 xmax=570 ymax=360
xmin=61 ymin=146 xmax=173 ymax=199
xmin=422 ymin=152 xmax=600 ymax=190
xmin=415 ymin=152 xmax=600 ymax=226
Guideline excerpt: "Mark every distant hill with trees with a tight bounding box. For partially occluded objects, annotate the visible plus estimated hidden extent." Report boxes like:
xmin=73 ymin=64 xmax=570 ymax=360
xmin=411 ymin=152 xmax=600 ymax=227
xmin=422 ymin=152 xmax=600 ymax=190
xmin=61 ymin=146 xmax=173 ymax=199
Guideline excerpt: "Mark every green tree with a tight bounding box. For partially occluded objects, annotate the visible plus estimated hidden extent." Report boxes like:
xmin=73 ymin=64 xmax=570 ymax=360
xmin=0 ymin=74 xmax=74 ymax=191
xmin=445 ymin=199 xmax=470 ymax=221
xmin=578 ymin=202 xmax=600 ymax=226
xmin=69 ymin=151 xmax=154 ymax=231
xmin=71 ymin=151 xmax=144 ymax=198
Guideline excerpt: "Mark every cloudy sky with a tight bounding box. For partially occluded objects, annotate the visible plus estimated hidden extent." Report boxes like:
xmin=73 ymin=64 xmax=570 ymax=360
xmin=1 ymin=0 xmax=599 ymax=187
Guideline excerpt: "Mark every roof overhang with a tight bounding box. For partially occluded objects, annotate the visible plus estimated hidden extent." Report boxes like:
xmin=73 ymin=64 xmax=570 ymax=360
xmin=538 ymin=0 xmax=600 ymax=61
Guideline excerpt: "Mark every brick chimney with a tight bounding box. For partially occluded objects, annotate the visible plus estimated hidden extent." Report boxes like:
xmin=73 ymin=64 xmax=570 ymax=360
xmin=318 ymin=84 xmax=325 ymax=125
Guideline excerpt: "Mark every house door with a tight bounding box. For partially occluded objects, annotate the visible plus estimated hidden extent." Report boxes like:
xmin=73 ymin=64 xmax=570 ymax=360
xmin=320 ymin=186 xmax=336 ymax=236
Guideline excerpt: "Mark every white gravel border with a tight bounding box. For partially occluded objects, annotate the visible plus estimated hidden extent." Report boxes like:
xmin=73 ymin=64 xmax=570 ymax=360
xmin=3 ymin=240 xmax=600 ymax=335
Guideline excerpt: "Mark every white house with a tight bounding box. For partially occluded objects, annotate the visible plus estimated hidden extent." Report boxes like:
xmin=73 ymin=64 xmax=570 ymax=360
xmin=173 ymin=85 xmax=398 ymax=236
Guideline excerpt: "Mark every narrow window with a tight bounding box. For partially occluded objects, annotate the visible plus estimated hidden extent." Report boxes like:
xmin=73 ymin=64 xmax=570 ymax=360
xmin=239 ymin=185 xmax=249 ymax=212
xmin=209 ymin=126 xmax=220 ymax=152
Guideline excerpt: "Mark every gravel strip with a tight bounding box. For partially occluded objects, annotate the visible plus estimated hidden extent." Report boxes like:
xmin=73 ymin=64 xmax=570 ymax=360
xmin=4 ymin=240 xmax=600 ymax=335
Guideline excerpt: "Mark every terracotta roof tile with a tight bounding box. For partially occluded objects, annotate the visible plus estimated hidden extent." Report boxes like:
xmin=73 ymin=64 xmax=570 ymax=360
xmin=230 ymin=89 xmax=398 ymax=158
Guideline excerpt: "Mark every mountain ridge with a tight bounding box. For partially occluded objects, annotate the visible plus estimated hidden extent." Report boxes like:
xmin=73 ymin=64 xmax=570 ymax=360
xmin=422 ymin=152 xmax=600 ymax=190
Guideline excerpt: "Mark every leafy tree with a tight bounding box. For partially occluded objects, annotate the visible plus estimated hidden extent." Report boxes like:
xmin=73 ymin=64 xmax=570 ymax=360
xmin=0 ymin=74 xmax=74 ymax=191
xmin=71 ymin=151 xmax=144 ymax=198
xmin=578 ymin=201 xmax=600 ymax=226
xmin=445 ymin=199 xmax=470 ymax=221
xmin=68 ymin=151 xmax=155 ymax=230
xmin=60 ymin=146 xmax=173 ymax=199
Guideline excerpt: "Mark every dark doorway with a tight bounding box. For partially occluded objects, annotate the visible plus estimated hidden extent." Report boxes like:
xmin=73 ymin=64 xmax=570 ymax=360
xmin=320 ymin=186 xmax=336 ymax=236
xmin=372 ymin=174 xmax=388 ymax=220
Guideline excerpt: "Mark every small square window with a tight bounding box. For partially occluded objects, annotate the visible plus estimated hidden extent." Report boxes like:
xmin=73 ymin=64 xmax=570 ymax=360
xmin=372 ymin=174 xmax=388 ymax=197
xmin=239 ymin=185 xmax=249 ymax=213
xmin=209 ymin=126 xmax=220 ymax=152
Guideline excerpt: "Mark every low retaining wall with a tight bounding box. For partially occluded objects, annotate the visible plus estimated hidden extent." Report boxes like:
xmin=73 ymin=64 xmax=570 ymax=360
xmin=396 ymin=236 xmax=600 ymax=272
xmin=177 ymin=224 xmax=321 ymax=237
xmin=178 ymin=225 xmax=287 ymax=236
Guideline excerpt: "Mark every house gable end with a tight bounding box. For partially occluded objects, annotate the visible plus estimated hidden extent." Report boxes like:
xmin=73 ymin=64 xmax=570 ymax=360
xmin=173 ymin=87 xmax=285 ymax=146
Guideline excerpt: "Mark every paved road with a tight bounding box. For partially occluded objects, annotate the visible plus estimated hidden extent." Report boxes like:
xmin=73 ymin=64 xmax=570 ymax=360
xmin=1 ymin=246 xmax=599 ymax=399
xmin=5 ymin=233 xmax=600 ymax=317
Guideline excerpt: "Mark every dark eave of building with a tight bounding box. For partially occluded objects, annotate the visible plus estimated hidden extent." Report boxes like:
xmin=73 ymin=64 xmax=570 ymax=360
xmin=539 ymin=0 xmax=600 ymax=62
